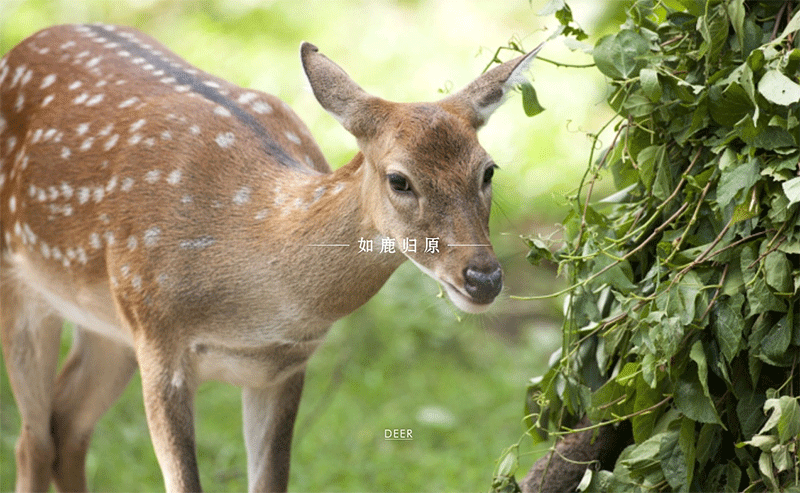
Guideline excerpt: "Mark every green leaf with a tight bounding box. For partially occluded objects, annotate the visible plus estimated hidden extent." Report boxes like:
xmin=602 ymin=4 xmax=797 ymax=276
xmin=713 ymin=294 xmax=745 ymax=362
xmin=782 ymin=176 xmax=800 ymax=206
xmin=637 ymin=144 xmax=665 ymax=192
xmin=659 ymin=430 xmax=687 ymax=490
xmin=519 ymin=82 xmax=545 ymax=117
xmin=757 ymin=69 xmax=800 ymax=106
xmin=593 ymin=30 xmax=649 ymax=80
xmin=536 ymin=0 xmax=565 ymax=16
xmin=674 ymin=369 xmax=721 ymax=424
xmin=774 ymin=9 xmax=800 ymax=44
xmin=726 ymin=0 xmax=746 ymax=51
xmin=776 ymin=397 xmax=800 ymax=443
xmin=640 ymin=68 xmax=662 ymax=102
xmin=708 ymin=82 xmax=754 ymax=127
xmin=764 ymin=251 xmax=792 ymax=293
xmin=689 ymin=340 xmax=711 ymax=397
xmin=698 ymin=4 xmax=729 ymax=66
xmin=496 ymin=448 xmax=517 ymax=477
xmin=761 ymin=314 xmax=792 ymax=362
xmin=679 ymin=417 xmax=696 ymax=487
xmin=716 ymin=157 xmax=759 ymax=208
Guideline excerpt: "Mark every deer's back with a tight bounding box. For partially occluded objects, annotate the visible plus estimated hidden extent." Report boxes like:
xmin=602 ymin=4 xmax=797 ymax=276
xmin=0 ymin=24 xmax=331 ymax=343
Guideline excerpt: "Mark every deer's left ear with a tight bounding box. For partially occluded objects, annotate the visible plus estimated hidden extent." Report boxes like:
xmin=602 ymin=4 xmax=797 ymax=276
xmin=441 ymin=42 xmax=545 ymax=129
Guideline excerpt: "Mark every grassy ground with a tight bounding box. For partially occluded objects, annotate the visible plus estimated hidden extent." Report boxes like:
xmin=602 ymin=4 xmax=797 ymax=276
xmin=1 ymin=263 xmax=562 ymax=491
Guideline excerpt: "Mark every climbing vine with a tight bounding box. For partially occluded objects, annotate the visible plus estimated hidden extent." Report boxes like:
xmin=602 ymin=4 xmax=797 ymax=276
xmin=496 ymin=0 xmax=800 ymax=491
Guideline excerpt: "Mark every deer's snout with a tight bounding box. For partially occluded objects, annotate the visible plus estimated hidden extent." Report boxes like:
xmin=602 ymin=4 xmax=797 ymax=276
xmin=463 ymin=261 xmax=503 ymax=305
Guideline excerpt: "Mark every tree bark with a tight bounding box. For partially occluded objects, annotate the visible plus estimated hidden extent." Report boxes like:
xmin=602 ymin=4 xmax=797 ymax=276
xmin=520 ymin=418 xmax=631 ymax=493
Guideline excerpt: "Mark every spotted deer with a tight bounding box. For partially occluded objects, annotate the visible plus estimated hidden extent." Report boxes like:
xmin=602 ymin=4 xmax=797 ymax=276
xmin=0 ymin=23 xmax=542 ymax=492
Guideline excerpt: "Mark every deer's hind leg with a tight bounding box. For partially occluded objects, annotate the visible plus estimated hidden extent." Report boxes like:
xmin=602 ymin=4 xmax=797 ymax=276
xmin=50 ymin=327 xmax=138 ymax=492
xmin=1 ymin=271 xmax=62 ymax=493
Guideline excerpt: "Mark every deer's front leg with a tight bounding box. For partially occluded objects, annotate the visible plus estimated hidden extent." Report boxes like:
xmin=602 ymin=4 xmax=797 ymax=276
xmin=242 ymin=370 xmax=305 ymax=493
xmin=136 ymin=342 xmax=202 ymax=493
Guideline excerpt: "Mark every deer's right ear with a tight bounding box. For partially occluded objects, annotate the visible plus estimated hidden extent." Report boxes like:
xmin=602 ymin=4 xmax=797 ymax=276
xmin=301 ymin=42 xmax=379 ymax=138
xmin=442 ymin=42 xmax=545 ymax=129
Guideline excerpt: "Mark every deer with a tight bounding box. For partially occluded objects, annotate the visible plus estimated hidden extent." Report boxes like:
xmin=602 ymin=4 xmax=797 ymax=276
xmin=0 ymin=23 xmax=542 ymax=492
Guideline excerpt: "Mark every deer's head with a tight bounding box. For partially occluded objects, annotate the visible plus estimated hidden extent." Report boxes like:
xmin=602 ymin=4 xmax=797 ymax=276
xmin=302 ymin=43 xmax=542 ymax=313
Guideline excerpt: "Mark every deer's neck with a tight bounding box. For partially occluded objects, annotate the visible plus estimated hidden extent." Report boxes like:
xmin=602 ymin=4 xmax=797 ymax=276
xmin=251 ymin=153 xmax=405 ymax=321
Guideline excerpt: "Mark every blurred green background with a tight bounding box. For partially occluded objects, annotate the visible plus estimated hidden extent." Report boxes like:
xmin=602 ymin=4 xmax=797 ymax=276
xmin=0 ymin=0 xmax=617 ymax=490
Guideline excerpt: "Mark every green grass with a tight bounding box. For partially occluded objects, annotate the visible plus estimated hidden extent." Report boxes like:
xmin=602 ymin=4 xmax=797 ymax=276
xmin=1 ymin=264 xmax=560 ymax=491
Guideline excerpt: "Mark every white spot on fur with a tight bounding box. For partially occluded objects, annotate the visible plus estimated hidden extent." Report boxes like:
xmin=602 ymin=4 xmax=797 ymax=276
xmin=215 ymin=132 xmax=234 ymax=148
xmin=129 ymin=119 xmax=146 ymax=133
xmin=127 ymin=235 xmax=138 ymax=251
xmin=121 ymin=177 xmax=134 ymax=192
xmin=189 ymin=125 xmax=200 ymax=135
xmin=60 ymin=183 xmax=74 ymax=199
xmin=68 ymin=80 xmax=83 ymax=90
xmin=118 ymin=97 xmax=138 ymax=108
xmin=213 ymin=106 xmax=231 ymax=117
xmin=145 ymin=170 xmax=161 ymax=183
xmin=41 ymin=94 xmax=55 ymax=107
xmin=76 ymin=123 xmax=90 ymax=136
xmin=90 ymin=232 xmax=102 ymax=249
xmin=80 ymin=137 xmax=95 ymax=151
xmin=76 ymin=247 xmax=88 ymax=265
xmin=144 ymin=227 xmax=161 ymax=247
xmin=128 ymin=134 xmax=142 ymax=145
xmin=9 ymin=195 xmax=16 ymax=213
xmin=73 ymin=92 xmax=89 ymax=104
xmin=166 ymin=169 xmax=182 ymax=185
xmin=233 ymin=186 xmax=251 ymax=205
xmin=103 ymin=134 xmax=119 ymax=151
xmin=252 ymin=101 xmax=272 ymax=114
xmin=179 ymin=235 xmax=215 ymax=249
xmin=40 ymin=74 xmax=56 ymax=89
xmin=237 ymin=92 xmax=258 ymax=104
xmin=61 ymin=147 xmax=71 ymax=159
xmin=86 ymin=94 xmax=104 ymax=106
xmin=105 ymin=176 xmax=118 ymax=193
xmin=285 ymin=131 xmax=301 ymax=145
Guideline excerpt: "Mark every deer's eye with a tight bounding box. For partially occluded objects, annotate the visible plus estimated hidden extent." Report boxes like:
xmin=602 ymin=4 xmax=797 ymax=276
xmin=388 ymin=173 xmax=413 ymax=194
xmin=483 ymin=164 xmax=498 ymax=186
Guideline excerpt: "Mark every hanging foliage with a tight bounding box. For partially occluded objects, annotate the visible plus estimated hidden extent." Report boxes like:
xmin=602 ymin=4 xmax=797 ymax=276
xmin=499 ymin=0 xmax=800 ymax=491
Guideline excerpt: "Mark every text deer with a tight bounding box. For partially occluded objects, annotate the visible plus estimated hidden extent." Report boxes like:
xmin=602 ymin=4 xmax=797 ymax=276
xmin=0 ymin=24 xmax=541 ymax=492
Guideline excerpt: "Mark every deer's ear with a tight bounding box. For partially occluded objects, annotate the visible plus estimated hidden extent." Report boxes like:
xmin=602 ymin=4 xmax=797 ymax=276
xmin=442 ymin=42 xmax=545 ymax=129
xmin=301 ymin=42 xmax=382 ymax=138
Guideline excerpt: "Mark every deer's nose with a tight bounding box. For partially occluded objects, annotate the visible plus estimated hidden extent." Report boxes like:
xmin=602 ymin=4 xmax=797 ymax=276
xmin=463 ymin=263 xmax=503 ymax=304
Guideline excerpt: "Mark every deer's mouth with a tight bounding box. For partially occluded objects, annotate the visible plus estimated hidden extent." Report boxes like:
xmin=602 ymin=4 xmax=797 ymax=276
xmin=406 ymin=257 xmax=498 ymax=314
xmin=440 ymin=280 xmax=495 ymax=314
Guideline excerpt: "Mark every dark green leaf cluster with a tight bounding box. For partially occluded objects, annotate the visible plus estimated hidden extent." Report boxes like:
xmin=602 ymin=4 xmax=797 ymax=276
xmin=525 ymin=1 xmax=800 ymax=491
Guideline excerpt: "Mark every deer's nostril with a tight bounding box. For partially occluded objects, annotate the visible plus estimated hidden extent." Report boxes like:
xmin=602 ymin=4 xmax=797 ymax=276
xmin=463 ymin=265 xmax=503 ymax=304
